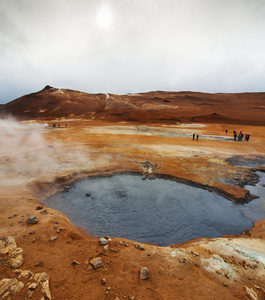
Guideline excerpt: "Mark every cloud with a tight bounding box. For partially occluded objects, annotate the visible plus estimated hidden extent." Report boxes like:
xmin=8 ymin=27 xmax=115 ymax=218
xmin=0 ymin=0 xmax=265 ymax=103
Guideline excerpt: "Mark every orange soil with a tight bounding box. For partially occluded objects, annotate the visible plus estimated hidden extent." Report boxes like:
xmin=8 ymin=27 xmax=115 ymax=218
xmin=1 ymin=88 xmax=265 ymax=299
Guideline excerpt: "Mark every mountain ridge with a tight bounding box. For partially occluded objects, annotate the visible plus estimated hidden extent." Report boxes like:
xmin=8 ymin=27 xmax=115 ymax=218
xmin=1 ymin=86 xmax=265 ymax=125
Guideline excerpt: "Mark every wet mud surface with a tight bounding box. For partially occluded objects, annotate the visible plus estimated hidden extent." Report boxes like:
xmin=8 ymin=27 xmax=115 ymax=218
xmin=45 ymin=173 xmax=265 ymax=246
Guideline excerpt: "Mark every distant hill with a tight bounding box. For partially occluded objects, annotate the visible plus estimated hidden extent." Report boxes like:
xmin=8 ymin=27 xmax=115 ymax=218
xmin=0 ymin=85 xmax=265 ymax=125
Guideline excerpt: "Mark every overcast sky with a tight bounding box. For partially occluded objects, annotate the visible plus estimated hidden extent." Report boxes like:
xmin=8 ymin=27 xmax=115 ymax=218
xmin=0 ymin=0 xmax=265 ymax=104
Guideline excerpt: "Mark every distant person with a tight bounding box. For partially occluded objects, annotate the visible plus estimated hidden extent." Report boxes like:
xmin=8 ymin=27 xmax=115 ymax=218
xmin=238 ymin=133 xmax=241 ymax=141
xmin=234 ymin=133 xmax=237 ymax=141
xmin=225 ymin=129 xmax=228 ymax=134
xmin=246 ymin=134 xmax=250 ymax=141
xmin=196 ymin=134 xmax=199 ymax=141
xmin=193 ymin=133 xmax=195 ymax=140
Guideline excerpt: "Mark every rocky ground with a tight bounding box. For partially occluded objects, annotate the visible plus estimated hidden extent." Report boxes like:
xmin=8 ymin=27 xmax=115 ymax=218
xmin=1 ymin=88 xmax=265 ymax=299
xmin=1 ymin=118 xmax=265 ymax=299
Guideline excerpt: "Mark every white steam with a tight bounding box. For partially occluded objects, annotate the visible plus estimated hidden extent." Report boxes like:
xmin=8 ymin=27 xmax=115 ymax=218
xmin=0 ymin=117 xmax=89 ymax=186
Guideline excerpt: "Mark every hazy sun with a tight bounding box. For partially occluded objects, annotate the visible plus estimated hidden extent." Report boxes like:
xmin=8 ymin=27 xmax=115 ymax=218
xmin=96 ymin=6 xmax=112 ymax=28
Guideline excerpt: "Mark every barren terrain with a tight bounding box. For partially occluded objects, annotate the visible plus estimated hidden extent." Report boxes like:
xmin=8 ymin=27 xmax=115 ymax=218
xmin=1 ymin=87 xmax=265 ymax=299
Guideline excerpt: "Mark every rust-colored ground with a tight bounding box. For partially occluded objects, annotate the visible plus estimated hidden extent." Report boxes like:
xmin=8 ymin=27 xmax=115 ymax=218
xmin=1 ymin=88 xmax=265 ymax=299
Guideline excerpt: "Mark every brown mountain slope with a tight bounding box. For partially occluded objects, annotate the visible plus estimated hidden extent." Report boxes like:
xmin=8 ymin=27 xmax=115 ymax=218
xmin=1 ymin=86 xmax=265 ymax=125
xmin=0 ymin=85 xmax=105 ymax=120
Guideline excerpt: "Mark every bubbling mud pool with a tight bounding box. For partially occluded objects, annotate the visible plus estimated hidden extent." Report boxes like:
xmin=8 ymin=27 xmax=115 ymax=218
xmin=44 ymin=173 xmax=265 ymax=246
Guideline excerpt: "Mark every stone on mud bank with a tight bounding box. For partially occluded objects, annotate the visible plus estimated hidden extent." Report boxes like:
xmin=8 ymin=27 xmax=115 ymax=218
xmin=135 ymin=244 xmax=145 ymax=250
xmin=99 ymin=237 xmax=108 ymax=245
xmin=139 ymin=267 xmax=150 ymax=280
xmin=27 ymin=216 xmax=38 ymax=224
xmin=90 ymin=257 xmax=104 ymax=269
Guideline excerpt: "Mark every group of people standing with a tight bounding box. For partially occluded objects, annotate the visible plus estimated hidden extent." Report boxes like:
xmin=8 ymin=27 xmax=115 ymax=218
xmin=192 ymin=133 xmax=199 ymax=141
xmin=232 ymin=130 xmax=250 ymax=142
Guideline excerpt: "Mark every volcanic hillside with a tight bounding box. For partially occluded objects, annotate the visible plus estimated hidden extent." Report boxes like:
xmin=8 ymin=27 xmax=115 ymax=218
xmin=1 ymin=85 xmax=265 ymax=125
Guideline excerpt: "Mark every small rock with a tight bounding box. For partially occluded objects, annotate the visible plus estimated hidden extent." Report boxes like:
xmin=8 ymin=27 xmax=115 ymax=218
xmin=90 ymin=257 xmax=104 ymax=269
xmin=34 ymin=261 xmax=43 ymax=267
xmin=103 ymin=245 xmax=109 ymax=251
xmin=34 ymin=272 xmax=49 ymax=283
xmin=19 ymin=270 xmax=33 ymax=279
xmin=27 ymin=283 xmax=38 ymax=290
xmin=244 ymin=286 xmax=258 ymax=300
xmin=139 ymin=267 xmax=150 ymax=280
xmin=72 ymin=260 xmax=80 ymax=265
xmin=36 ymin=206 xmax=43 ymax=210
xmin=10 ymin=248 xmax=24 ymax=269
xmin=29 ymin=231 xmax=35 ymax=235
xmin=8 ymin=214 xmax=17 ymax=219
xmin=110 ymin=249 xmax=118 ymax=253
xmin=27 ymin=216 xmax=38 ymax=224
xmin=129 ymin=296 xmax=135 ymax=300
xmin=49 ymin=236 xmax=57 ymax=241
xmin=114 ymin=297 xmax=120 ymax=300
xmin=42 ymin=279 xmax=51 ymax=300
xmin=85 ymin=193 xmax=91 ymax=197
xmin=191 ymin=251 xmax=199 ymax=256
xmin=40 ymin=210 xmax=48 ymax=214
xmin=27 ymin=290 xmax=34 ymax=298
xmin=101 ymin=278 xmax=106 ymax=285
xmin=100 ymin=238 xmax=108 ymax=246
xmin=119 ymin=241 xmax=129 ymax=247
xmin=261 ymin=286 xmax=265 ymax=294
xmin=0 ymin=278 xmax=18 ymax=296
xmin=135 ymin=244 xmax=145 ymax=250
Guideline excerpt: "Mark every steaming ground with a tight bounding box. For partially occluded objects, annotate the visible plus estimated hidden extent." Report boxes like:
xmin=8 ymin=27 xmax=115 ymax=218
xmin=0 ymin=117 xmax=92 ymax=186
xmin=1 ymin=116 xmax=265 ymax=299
